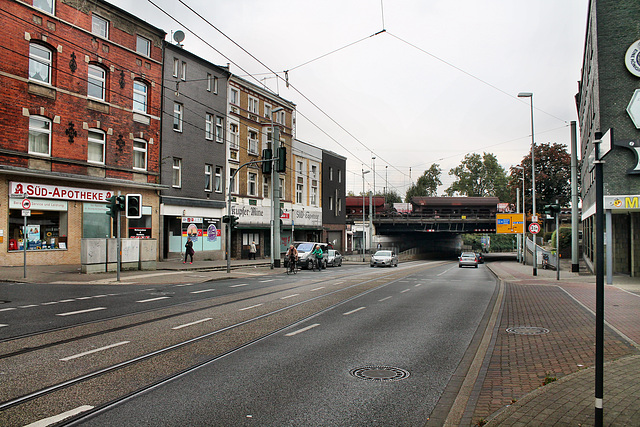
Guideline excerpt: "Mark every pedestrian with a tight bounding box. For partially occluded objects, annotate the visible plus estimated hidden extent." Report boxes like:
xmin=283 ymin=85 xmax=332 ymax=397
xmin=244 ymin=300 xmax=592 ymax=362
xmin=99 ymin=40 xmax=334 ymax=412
xmin=184 ymin=238 xmax=194 ymax=264
xmin=249 ymin=241 xmax=257 ymax=260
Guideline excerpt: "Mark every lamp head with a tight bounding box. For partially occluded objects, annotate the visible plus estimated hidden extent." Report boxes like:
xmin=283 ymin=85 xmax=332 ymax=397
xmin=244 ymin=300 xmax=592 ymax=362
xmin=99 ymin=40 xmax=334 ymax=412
xmin=518 ymin=92 xmax=533 ymax=98
xmin=272 ymin=106 xmax=284 ymax=113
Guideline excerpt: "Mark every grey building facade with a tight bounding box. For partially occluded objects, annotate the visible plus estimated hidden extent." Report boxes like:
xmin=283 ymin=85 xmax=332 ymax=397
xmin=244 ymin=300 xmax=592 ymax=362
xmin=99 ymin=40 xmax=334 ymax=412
xmin=160 ymin=41 xmax=230 ymax=260
xmin=577 ymin=0 xmax=640 ymax=276
xmin=321 ymin=150 xmax=347 ymax=252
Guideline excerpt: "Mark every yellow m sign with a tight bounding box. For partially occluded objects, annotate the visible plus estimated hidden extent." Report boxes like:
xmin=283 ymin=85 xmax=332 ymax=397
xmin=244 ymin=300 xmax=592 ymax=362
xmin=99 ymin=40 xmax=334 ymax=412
xmin=626 ymin=197 xmax=639 ymax=209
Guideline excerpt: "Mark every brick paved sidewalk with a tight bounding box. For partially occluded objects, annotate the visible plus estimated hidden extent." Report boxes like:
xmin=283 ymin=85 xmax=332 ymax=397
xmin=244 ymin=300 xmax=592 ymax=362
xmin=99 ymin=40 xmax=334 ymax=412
xmin=467 ymin=261 xmax=640 ymax=427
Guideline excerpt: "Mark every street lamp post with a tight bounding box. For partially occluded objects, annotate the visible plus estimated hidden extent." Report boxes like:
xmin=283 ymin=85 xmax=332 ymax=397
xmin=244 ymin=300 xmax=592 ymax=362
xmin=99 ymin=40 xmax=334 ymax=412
xmin=362 ymin=168 xmax=370 ymax=262
xmin=514 ymin=165 xmax=525 ymax=264
xmin=518 ymin=92 xmax=537 ymax=276
xmin=270 ymin=107 xmax=284 ymax=269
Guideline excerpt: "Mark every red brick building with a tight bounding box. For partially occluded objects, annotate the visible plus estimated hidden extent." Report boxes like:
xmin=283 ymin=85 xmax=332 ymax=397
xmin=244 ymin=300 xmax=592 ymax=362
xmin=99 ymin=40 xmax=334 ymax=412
xmin=0 ymin=0 xmax=165 ymax=266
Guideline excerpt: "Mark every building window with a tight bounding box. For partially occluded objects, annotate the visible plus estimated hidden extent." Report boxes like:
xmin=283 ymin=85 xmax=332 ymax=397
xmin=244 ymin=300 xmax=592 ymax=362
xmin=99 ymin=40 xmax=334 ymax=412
xmin=264 ymin=103 xmax=272 ymax=119
xmin=133 ymin=139 xmax=147 ymax=170
xmin=205 ymin=164 xmax=213 ymax=191
xmin=172 ymin=158 xmax=182 ymax=188
xmin=181 ymin=61 xmax=187 ymax=81
xmin=296 ymin=177 xmax=303 ymax=204
xmin=206 ymin=73 xmax=212 ymax=91
xmin=87 ymin=64 xmax=106 ymax=101
xmin=338 ymin=198 xmax=342 ymax=214
xmin=205 ymin=113 xmax=214 ymax=140
xmin=248 ymin=171 xmax=257 ymax=196
xmin=311 ymin=182 xmax=318 ymax=206
xmin=263 ymin=176 xmax=269 ymax=198
xmin=230 ymin=88 xmax=239 ymax=105
xmin=311 ymin=165 xmax=318 ymax=179
xmin=275 ymin=109 xmax=285 ymax=124
xmin=297 ymin=161 xmax=303 ymax=174
xmin=173 ymin=58 xmax=179 ymax=78
xmin=229 ymin=167 xmax=238 ymax=194
xmin=215 ymin=116 xmax=224 ymax=143
xmin=28 ymin=116 xmax=51 ymax=156
xmin=248 ymin=96 xmax=258 ymax=114
xmin=229 ymin=122 xmax=239 ymax=150
xmin=92 ymin=15 xmax=108 ymax=38
xmin=213 ymin=76 xmax=219 ymax=94
xmin=329 ymin=196 xmax=333 ymax=211
xmin=87 ymin=129 xmax=105 ymax=164
xmin=329 ymin=167 xmax=333 ymax=181
xmin=173 ymin=102 xmax=183 ymax=132
xmin=33 ymin=0 xmax=54 ymax=14
xmin=338 ymin=169 xmax=342 ymax=183
xmin=136 ymin=35 xmax=151 ymax=56
xmin=215 ymin=166 xmax=222 ymax=193
xmin=133 ymin=81 xmax=148 ymax=113
xmin=248 ymin=129 xmax=258 ymax=155
xmin=29 ymin=43 xmax=52 ymax=84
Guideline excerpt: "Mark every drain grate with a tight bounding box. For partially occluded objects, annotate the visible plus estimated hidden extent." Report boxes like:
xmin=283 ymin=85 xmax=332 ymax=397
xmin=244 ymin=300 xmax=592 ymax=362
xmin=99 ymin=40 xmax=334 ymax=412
xmin=506 ymin=326 xmax=550 ymax=335
xmin=350 ymin=366 xmax=410 ymax=382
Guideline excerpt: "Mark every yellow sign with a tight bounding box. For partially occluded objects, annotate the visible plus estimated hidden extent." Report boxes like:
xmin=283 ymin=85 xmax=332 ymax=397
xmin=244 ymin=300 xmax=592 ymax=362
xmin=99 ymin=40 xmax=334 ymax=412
xmin=496 ymin=213 xmax=525 ymax=234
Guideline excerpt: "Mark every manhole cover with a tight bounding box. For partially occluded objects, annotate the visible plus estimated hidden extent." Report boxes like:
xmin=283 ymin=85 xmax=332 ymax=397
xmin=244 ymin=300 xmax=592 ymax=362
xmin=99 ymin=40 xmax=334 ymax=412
xmin=506 ymin=326 xmax=550 ymax=335
xmin=350 ymin=366 xmax=410 ymax=382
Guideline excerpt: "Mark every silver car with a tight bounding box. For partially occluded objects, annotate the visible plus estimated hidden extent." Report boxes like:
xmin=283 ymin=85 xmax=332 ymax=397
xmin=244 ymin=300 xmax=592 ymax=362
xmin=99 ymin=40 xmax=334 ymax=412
xmin=370 ymin=250 xmax=398 ymax=267
xmin=459 ymin=252 xmax=479 ymax=268
xmin=326 ymin=249 xmax=343 ymax=267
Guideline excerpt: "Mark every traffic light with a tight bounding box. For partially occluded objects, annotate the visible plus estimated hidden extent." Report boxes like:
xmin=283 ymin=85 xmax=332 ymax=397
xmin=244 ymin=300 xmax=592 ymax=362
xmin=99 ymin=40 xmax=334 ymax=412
xmin=544 ymin=204 xmax=560 ymax=216
xmin=230 ymin=215 xmax=239 ymax=229
xmin=222 ymin=215 xmax=230 ymax=223
xmin=262 ymin=149 xmax=272 ymax=174
xmin=276 ymin=146 xmax=286 ymax=173
xmin=116 ymin=195 xmax=125 ymax=212
xmin=125 ymin=194 xmax=142 ymax=219
xmin=106 ymin=195 xmax=118 ymax=218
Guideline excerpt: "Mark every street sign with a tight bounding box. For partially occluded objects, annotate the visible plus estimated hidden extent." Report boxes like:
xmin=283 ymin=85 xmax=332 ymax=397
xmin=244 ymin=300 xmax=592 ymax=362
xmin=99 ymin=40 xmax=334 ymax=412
xmin=528 ymin=223 xmax=541 ymax=234
xmin=22 ymin=209 xmax=31 ymax=216
xmin=496 ymin=213 xmax=525 ymax=234
xmin=21 ymin=198 xmax=31 ymax=209
xmin=596 ymin=128 xmax=613 ymax=160
xmin=280 ymin=212 xmax=290 ymax=219
xmin=531 ymin=215 xmax=538 ymax=223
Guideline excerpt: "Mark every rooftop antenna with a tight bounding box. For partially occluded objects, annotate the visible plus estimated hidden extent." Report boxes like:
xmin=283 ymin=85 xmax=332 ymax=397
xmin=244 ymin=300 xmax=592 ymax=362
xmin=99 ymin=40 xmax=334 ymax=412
xmin=173 ymin=30 xmax=185 ymax=47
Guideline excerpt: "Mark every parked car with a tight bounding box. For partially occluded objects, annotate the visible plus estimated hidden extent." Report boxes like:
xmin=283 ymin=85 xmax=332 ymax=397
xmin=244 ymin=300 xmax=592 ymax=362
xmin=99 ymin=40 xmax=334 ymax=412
xmin=326 ymin=249 xmax=343 ymax=267
xmin=459 ymin=252 xmax=479 ymax=268
xmin=475 ymin=252 xmax=484 ymax=264
xmin=370 ymin=250 xmax=398 ymax=267
xmin=294 ymin=241 xmax=328 ymax=269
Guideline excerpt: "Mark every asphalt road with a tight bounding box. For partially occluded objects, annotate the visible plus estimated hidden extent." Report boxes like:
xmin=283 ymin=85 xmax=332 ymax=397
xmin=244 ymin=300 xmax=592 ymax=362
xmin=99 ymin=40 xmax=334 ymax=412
xmin=76 ymin=262 xmax=496 ymax=426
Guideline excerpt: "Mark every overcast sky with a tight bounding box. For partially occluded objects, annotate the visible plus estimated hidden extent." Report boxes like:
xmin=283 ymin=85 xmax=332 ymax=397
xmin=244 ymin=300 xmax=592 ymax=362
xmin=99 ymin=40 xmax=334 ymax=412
xmin=111 ymin=0 xmax=588 ymax=197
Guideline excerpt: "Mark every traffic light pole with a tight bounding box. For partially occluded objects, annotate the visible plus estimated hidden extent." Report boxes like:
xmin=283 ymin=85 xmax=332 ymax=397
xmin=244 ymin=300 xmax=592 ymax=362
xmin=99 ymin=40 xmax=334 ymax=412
xmin=117 ymin=192 xmax=121 ymax=282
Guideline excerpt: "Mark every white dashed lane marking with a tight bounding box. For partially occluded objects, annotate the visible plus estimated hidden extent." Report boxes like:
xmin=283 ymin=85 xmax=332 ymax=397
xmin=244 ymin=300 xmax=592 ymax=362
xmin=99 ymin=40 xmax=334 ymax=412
xmin=60 ymin=341 xmax=129 ymax=361
xmin=285 ymin=323 xmax=320 ymax=337
xmin=136 ymin=297 xmax=170 ymax=303
xmin=56 ymin=307 xmax=107 ymax=317
xmin=172 ymin=318 xmax=213 ymax=330
xmin=343 ymin=307 xmax=366 ymax=316
xmin=239 ymin=303 xmax=263 ymax=311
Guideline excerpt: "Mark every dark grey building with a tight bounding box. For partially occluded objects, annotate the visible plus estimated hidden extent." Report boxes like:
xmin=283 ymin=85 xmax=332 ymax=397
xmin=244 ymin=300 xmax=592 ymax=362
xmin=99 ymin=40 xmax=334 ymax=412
xmin=321 ymin=149 xmax=347 ymax=252
xmin=577 ymin=0 xmax=640 ymax=276
xmin=160 ymin=41 xmax=230 ymax=260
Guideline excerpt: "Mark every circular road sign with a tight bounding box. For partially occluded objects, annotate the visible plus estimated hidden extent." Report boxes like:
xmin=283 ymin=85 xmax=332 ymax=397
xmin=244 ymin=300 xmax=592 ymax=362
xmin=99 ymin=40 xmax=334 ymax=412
xmin=528 ymin=223 xmax=541 ymax=234
xmin=21 ymin=198 xmax=31 ymax=209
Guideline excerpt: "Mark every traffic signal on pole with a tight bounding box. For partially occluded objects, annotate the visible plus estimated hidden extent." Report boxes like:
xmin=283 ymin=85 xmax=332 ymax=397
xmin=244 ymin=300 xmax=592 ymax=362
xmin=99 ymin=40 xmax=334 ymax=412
xmin=262 ymin=149 xmax=272 ymax=174
xmin=125 ymin=194 xmax=142 ymax=219
xmin=230 ymin=215 xmax=239 ymax=229
xmin=106 ymin=196 xmax=117 ymax=218
xmin=222 ymin=215 xmax=230 ymax=223
xmin=276 ymin=147 xmax=286 ymax=173
xmin=544 ymin=204 xmax=560 ymax=216
xmin=116 ymin=195 xmax=125 ymax=212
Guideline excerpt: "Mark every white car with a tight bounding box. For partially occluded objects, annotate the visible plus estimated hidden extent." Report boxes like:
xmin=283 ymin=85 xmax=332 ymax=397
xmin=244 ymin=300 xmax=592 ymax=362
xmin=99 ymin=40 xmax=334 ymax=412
xmin=370 ymin=250 xmax=398 ymax=267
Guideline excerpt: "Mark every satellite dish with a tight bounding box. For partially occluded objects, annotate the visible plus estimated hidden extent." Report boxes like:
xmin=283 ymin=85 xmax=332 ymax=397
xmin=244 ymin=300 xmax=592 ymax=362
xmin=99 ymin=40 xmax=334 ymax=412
xmin=173 ymin=30 xmax=185 ymax=44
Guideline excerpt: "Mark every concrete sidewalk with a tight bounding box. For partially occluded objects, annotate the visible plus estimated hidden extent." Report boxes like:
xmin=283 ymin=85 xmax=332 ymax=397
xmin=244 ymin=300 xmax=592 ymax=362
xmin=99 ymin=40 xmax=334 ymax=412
xmin=471 ymin=260 xmax=640 ymax=426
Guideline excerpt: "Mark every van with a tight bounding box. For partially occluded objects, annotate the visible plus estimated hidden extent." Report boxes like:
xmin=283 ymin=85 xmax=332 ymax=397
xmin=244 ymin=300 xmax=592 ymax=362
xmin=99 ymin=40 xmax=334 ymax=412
xmin=294 ymin=241 xmax=328 ymax=269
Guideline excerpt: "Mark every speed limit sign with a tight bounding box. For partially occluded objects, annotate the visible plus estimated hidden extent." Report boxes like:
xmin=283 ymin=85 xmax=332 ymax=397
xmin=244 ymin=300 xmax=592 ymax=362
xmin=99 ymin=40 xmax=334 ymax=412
xmin=528 ymin=223 xmax=541 ymax=234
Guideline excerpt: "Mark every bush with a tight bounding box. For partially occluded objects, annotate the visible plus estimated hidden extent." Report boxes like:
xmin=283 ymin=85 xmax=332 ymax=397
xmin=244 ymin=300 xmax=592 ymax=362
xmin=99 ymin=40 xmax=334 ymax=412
xmin=551 ymin=227 xmax=572 ymax=257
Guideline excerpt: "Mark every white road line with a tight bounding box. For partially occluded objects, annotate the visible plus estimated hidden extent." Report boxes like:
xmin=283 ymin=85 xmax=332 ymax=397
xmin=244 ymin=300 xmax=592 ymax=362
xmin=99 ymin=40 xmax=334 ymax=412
xmin=19 ymin=304 xmax=38 ymax=308
xmin=230 ymin=284 xmax=249 ymax=288
xmin=76 ymin=297 xmax=92 ymax=300
xmin=437 ymin=266 xmax=455 ymax=276
xmin=58 ymin=299 xmax=75 ymax=303
xmin=311 ymin=287 xmax=325 ymax=291
xmin=175 ymin=283 xmax=196 ymax=287
xmin=379 ymin=296 xmax=393 ymax=302
xmin=25 ymin=405 xmax=95 ymax=427
xmin=333 ymin=281 xmax=344 ymax=285
xmin=60 ymin=341 xmax=129 ymax=361
xmin=0 ymin=307 xmax=17 ymax=312
xmin=285 ymin=323 xmax=320 ymax=336
xmin=0 ymin=324 xmax=8 ymax=328
xmin=56 ymin=307 xmax=106 ymax=317
xmin=401 ymin=289 xmax=411 ymax=293
xmin=343 ymin=307 xmax=366 ymax=316
xmin=240 ymin=303 xmax=263 ymax=311
xmin=415 ymin=283 xmax=423 ymax=287
xmin=190 ymin=289 xmax=216 ymax=294
xmin=41 ymin=302 xmax=58 ymax=305
xmin=92 ymin=295 xmax=107 ymax=298
xmin=260 ymin=279 xmax=276 ymax=283
xmin=172 ymin=318 xmax=213 ymax=330
xmin=136 ymin=297 xmax=170 ymax=303
xmin=280 ymin=293 xmax=300 ymax=300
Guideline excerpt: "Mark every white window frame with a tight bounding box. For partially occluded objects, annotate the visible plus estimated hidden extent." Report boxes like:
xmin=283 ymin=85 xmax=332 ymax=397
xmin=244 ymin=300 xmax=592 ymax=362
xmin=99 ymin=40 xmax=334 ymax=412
xmin=248 ymin=129 xmax=258 ymax=155
xmin=133 ymin=139 xmax=147 ymax=171
xmin=29 ymin=43 xmax=52 ymax=85
xmin=136 ymin=35 xmax=151 ymax=56
xmin=173 ymin=58 xmax=180 ymax=78
xmin=248 ymin=171 xmax=257 ymax=197
xmin=329 ymin=167 xmax=333 ymax=181
xmin=205 ymin=164 xmax=213 ymax=192
xmin=338 ymin=198 xmax=342 ymax=214
xmin=33 ymin=0 xmax=54 ymax=14
xmin=262 ymin=175 xmax=269 ymax=198
xmin=215 ymin=116 xmax=224 ymax=143
xmin=215 ymin=166 xmax=223 ymax=193
xmin=311 ymin=182 xmax=318 ymax=206
xmin=329 ymin=196 xmax=333 ymax=211
xmin=338 ymin=169 xmax=342 ymax=183
xmin=205 ymin=113 xmax=214 ymax=140
xmin=248 ymin=95 xmax=258 ymax=114
xmin=275 ymin=109 xmax=285 ymax=124
xmin=172 ymin=158 xmax=182 ymax=188
xmin=87 ymin=64 xmax=106 ymax=101
xmin=213 ymin=76 xmax=218 ymax=94
xmin=230 ymin=88 xmax=239 ymax=105
xmin=279 ymin=177 xmax=285 ymax=199
xmin=92 ymin=15 xmax=108 ymax=38
xmin=173 ymin=102 xmax=183 ymax=132
xmin=229 ymin=167 xmax=238 ymax=194
xmin=228 ymin=122 xmax=239 ymax=150
xmin=296 ymin=178 xmax=304 ymax=204
xmin=311 ymin=164 xmax=318 ymax=180
xmin=28 ymin=116 xmax=51 ymax=156
xmin=133 ymin=80 xmax=148 ymax=113
xmin=264 ymin=103 xmax=272 ymax=119
xmin=207 ymin=73 xmax=212 ymax=91
xmin=181 ymin=61 xmax=187 ymax=81
xmin=87 ymin=128 xmax=105 ymax=164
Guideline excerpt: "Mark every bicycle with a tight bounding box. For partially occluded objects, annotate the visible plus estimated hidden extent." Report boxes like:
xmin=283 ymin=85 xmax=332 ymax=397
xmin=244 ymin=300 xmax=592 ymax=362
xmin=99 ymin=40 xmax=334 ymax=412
xmin=311 ymin=257 xmax=322 ymax=272
xmin=286 ymin=258 xmax=298 ymax=275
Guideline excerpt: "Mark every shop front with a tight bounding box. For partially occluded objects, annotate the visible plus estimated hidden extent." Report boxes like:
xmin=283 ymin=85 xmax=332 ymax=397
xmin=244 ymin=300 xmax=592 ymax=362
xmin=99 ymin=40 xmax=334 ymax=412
xmin=161 ymin=203 xmax=225 ymax=261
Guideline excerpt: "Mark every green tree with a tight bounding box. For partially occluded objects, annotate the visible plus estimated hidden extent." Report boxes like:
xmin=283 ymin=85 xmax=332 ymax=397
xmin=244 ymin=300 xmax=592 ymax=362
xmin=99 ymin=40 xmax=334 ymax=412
xmin=404 ymin=164 xmax=442 ymax=202
xmin=445 ymin=153 xmax=509 ymax=200
xmin=384 ymin=189 xmax=402 ymax=204
xmin=508 ymin=142 xmax=572 ymax=213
